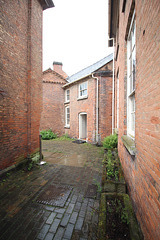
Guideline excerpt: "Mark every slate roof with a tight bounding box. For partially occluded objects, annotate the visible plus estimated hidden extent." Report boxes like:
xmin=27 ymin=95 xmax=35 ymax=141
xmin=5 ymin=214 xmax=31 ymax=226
xmin=67 ymin=53 xmax=113 ymax=83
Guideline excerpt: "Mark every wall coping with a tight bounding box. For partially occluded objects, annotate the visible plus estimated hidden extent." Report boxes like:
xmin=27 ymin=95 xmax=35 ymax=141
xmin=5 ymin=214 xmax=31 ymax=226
xmin=121 ymin=135 xmax=136 ymax=156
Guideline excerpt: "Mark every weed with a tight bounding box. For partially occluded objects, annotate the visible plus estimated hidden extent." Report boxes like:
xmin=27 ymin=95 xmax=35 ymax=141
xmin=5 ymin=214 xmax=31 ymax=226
xmin=94 ymin=178 xmax=102 ymax=193
xmin=40 ymin=129 xmax=58 ymax=140
xmin=102 ymin=134 xmax=118 ymax=150
xmin=54 ymin=134 xmax=71 ymax=141
xmin=109 ymin=198 xmax=130 ymax=225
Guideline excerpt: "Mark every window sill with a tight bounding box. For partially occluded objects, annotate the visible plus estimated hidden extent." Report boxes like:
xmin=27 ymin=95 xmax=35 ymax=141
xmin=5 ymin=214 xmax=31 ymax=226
xmin=77 ymin=96 xmax=88 ymax=101
xmin=64 ymin=101 xmax=70 ymax=104
xmin=114 ymin=128 xmax=119 ymax=134
xmin=64 ymin=126 xmax=70 ymax=129
xmin=121 ymin=135 xmax=136 ymax=156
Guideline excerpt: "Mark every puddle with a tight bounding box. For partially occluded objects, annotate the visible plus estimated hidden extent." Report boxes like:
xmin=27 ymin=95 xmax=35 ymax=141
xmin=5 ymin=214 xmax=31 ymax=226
xmin=43 ymin=152 xmax=86 ymax=167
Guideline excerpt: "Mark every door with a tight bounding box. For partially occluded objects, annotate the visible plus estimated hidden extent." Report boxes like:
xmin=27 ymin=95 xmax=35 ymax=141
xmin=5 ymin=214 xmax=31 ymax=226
xmin=79 ymin=113 xmax=87 ymax=140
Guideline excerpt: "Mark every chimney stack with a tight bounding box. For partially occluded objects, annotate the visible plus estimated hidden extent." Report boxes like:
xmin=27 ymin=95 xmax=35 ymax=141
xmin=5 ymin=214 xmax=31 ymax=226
xmin=53 ymin=61 xmax=68 ymax=78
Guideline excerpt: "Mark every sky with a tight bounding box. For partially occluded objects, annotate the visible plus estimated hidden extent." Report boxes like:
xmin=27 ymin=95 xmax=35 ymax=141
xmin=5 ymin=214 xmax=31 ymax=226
xmin=43 ymin=0 xmax=113 ymax=77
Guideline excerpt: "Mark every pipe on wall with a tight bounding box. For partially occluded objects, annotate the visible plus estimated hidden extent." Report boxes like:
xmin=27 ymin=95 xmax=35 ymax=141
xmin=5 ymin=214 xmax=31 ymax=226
xmin=108 ymin=37 xmax=115 ymax=134
xmin=92 ymin=73 xmax=99 ymax=143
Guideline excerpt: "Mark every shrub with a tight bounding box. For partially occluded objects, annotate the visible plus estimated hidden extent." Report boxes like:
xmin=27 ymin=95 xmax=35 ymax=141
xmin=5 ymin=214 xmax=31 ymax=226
xmin=40 ymin=129 xmax=57 ymax=140
xmin=103 ymin=134 xmax=118 ymax=150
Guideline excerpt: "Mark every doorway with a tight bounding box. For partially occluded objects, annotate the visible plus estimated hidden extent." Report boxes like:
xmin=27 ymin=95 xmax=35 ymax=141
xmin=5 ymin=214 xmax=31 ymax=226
xmin=79 ymin=113 xmax=87 ymax=140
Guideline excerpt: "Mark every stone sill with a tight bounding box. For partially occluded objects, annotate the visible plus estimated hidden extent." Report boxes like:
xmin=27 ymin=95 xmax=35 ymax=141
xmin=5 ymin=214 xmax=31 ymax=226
xmin=121 ymin=135 xmax=136 ymax=156
xmin=64 ymin=101 xmax=70 ymax=104
xmin=64 ymin=126 xmax=70 ymax=129
xmin=77 ymin=96 xmax=88 ymax=101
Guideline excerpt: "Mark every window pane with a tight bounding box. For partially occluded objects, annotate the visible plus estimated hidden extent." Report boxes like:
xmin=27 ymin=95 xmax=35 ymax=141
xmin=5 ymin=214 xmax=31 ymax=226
xmin=66 ymin=107 xmax=70 ymax=125
xmin=66 ymin=90 xmax=70 ymax=101
xmin=132 ymin=23 xmax=135 ymax=47
xmin=83 ymin=89 xmax=87 ymax=95
xmin=132 ymin=48 xmax=136 ymax=91
xmin=127 ymin=13 xmax=136 ymax=137
xmin=130 ymin=95 xmax=135 ymax=132
xmin=79 ymin=82 xmax=87 ymax=97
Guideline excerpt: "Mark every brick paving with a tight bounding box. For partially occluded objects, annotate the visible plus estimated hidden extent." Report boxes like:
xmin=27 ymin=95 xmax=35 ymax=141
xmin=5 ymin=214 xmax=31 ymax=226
xmin=0 ymin=140 xmax=103 ymax=240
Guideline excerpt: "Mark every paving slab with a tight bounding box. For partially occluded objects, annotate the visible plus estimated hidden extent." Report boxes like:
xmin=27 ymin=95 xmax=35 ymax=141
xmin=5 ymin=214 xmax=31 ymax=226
xmin=0 ymin=140 xmax=103 ymax=240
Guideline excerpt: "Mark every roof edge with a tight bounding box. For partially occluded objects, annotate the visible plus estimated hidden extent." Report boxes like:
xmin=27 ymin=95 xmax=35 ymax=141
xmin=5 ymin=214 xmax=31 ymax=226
xmin=63 ymin=74 xmax=92 ymax=88
xmin=38 ymin=0 xmax=54 ymax=10
xmin=43 ymin=68 xmax=68 ymax=82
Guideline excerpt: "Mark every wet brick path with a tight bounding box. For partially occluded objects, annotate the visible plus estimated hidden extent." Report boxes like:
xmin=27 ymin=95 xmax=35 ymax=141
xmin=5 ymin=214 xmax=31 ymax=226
xmin=0 ymin=140 xmax=103 ymax=240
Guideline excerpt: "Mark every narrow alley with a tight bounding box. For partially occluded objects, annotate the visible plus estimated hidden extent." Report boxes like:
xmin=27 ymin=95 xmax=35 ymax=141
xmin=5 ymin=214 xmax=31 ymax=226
xmin=0 ymin=139 xmax=103 ymax=240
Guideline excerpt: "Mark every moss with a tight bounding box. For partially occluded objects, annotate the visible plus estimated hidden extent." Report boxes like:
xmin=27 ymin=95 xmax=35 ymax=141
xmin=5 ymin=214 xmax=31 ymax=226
xmin=98 ymin=193 xmax=107 ymax=239
xmin=98 ymin=193 xmax=143 ymax=240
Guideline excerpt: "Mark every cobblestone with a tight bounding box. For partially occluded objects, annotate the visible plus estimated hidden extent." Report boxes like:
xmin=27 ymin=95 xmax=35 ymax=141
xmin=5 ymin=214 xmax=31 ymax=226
xmin=69 ymin=212 xmax=78 ymax=224
xmin=60 ymin=213 xmax=71 ymax=227
xmin=0 ymin=140 xmax=103 ymax=240
xmin=37 ymin=224 xmax=50 ymax=240
xmin=75 ymin=217 xmax=84 ymax=230
xmin=63 ymin=223 xmax=74 ymax=239
xmin=53 ymin=227 xmax=65 ymax=240
xmin=46 ymin=212 xmax=56 ymax=224
xmin=49 ymin=218 xmax=61 ymax=233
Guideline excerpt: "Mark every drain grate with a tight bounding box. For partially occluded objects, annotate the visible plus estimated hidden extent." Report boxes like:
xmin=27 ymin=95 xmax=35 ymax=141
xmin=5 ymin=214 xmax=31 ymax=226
xmin=36 ymin=183 xmax=72 ymax=207
xmin=85 ymin=184 xmax=97 ymax=198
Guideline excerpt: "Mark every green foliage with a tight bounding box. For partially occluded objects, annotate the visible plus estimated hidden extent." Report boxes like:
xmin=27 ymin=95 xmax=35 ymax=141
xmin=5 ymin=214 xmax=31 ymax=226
xmin=106 ymin=150 xmax=115 ymax=180
xmin=40 ymin=129 xmax=58 ymax=140
xmin=105 ymin=150 xmax=120 ymax=181
xmin=57 ymin=133 xmax=71 ymax=140
xmin=103 ymin=134 xmax=118 ymax=150
xmin=109 ymin=198 xmax=130 ymax=225
xmin=94 ymin=178 xmax=102 ymax=193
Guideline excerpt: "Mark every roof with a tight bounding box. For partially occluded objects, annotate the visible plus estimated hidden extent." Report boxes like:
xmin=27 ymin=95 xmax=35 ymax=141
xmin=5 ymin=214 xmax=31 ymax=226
xmin=39 ymin=0 xmax=54 ymax=10
xmin=67 ymin=54 xmax=113 ymax=83
xmin=43 ymin=68 xmax=68 ymax=82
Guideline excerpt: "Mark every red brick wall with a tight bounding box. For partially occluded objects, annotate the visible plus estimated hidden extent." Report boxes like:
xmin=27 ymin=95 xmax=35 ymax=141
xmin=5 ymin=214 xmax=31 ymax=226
xmin=0 ymin=0 xmax=44 ymax=170
xmin=64 ymin=76 xmax=96 ymax=142
xmin=114 ymin=1 xmax=160 ymax=239
xmin=40 ymin=71 xmax=67 ymax=136
xmin=99 ymin=63 xmax=113 ymax=140
xmin=64 ymin=67 xmax=112 ymax=142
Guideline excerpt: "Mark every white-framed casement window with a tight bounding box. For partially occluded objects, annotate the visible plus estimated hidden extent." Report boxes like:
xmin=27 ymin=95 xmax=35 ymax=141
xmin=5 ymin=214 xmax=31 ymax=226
xmin=79 ymin=81 xmax=88 ymax=98
xmin=65 ymin=89 xmax=70 ymax=102
xmin=127 ymin=11 xmax=136 ymax=138
xmin=65 ymin=106 xmax=70 ymax=127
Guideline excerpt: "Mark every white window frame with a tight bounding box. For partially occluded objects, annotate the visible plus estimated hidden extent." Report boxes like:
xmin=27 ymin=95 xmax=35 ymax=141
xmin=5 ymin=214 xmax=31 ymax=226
xmin=127 ymin=10 xmax=136 ymax=138
xmin=65 ymin=106 xmax=70 ymax=127
xmin=79 ymin=81 xmax=88 ymax=98
xmin=65 ymin=89 xmax=70 ymax=102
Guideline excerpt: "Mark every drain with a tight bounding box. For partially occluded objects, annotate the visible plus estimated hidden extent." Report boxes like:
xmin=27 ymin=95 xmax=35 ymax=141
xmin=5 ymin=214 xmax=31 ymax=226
xmin=35 ymin=183 xmax=72 ymax=207
xmin=72 ymin=140 xmax=86 ymax=144
xmin=85 ymin=184 xmax=97 ymax=198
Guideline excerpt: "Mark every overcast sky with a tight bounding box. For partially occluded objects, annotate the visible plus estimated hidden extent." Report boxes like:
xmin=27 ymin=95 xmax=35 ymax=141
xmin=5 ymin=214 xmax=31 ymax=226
xmin=43 ymin=0 xmax=113 ymax=76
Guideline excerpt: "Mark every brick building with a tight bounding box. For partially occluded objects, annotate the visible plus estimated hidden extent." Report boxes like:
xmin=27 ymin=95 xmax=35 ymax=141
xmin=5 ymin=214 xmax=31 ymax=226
xmin=0 ymin=0 xmax=54 ymax=172
xmin=40 ymin=62 xmax=68 ymax=136
xmin=63 ymin=54 xmax=113 ymax=143
xmin=108 ymin=0 xmax=160 ymax=239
